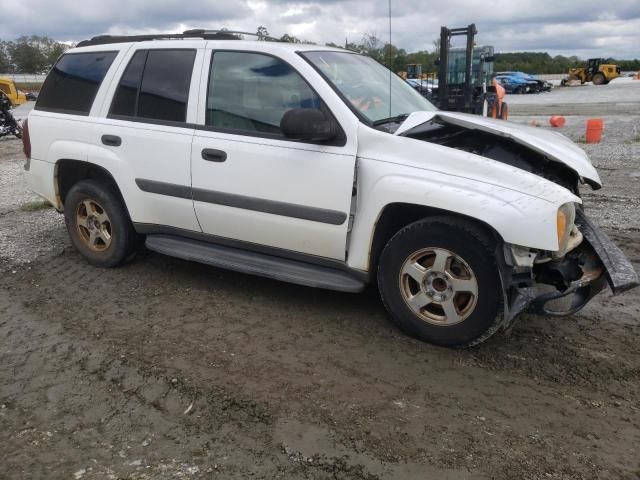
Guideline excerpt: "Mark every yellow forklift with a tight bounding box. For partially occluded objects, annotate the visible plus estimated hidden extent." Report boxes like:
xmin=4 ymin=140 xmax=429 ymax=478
xmin=561 ymin=58 xmax=621 ymax=86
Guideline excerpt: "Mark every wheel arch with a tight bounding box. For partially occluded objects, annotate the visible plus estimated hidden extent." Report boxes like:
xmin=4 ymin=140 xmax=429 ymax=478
xmin=367 ymin=202 xmax=504 ymax=276
xmin=54 ymin=159 xmax=128 ymax=216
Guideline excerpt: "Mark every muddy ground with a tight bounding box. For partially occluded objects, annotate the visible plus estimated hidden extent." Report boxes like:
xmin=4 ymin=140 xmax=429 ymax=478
xmin=1 ymin=112 xmax=639 ymax=480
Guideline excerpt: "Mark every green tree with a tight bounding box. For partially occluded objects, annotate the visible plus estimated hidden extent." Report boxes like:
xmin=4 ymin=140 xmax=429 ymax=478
xmin=280 ymin=33 xmax=301 ymax=43
xmin=5 ymin=35 xmax=68 ymax=73
xmin=256 ymin=26 xmax=270 ymax=40
xmin=0 ymin=41 xmax=12 ymax=72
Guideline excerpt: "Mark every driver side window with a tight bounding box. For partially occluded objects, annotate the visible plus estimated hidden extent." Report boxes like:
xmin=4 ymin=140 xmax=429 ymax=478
xmin=206 ymin=51 xmax=322 ymax=135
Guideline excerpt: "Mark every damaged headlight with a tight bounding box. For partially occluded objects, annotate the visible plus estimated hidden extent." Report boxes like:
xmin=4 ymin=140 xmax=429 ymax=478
xmin=556 ymin=203 xmax=576 ymax=256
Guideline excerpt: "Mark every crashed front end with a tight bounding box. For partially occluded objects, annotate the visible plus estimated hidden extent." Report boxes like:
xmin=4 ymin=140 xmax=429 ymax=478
xmin=397 ymin=112 xmax=639 ymax=324
xmin=502 ymin=208 xmax=638 ymax=324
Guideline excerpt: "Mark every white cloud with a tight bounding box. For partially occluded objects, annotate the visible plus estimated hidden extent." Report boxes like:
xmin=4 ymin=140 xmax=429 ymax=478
xmin=0 ymin=0 xmax=638 ymax=58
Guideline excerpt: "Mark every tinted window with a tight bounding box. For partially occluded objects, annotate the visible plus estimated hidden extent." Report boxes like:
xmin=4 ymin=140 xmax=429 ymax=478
xmin=110 ymin=50 xmax=146 ymax=117
xmin=109 ymin=49 xmax=195 ymax=123
xmin=207 ymin=52 xmax=321 ymax=134
xmin=36 ymin=52 xmax=117 ymax=115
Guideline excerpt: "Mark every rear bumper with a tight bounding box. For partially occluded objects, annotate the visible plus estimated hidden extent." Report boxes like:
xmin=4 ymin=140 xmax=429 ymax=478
xmin=503 ymin=211 xmax=638 ymax=321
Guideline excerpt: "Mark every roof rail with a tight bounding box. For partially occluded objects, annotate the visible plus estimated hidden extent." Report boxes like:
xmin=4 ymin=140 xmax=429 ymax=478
xmin=76 ymin=29 xmax=283 ymax=47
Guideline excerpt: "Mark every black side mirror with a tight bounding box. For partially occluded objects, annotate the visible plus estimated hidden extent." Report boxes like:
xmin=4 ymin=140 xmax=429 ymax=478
xmin=280 ymin=108 xmax=336 ymax=142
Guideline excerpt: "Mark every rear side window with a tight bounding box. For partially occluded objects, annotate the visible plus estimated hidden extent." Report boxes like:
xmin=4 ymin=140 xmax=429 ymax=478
xmin=109 ymin=49 xmax=196 ymax=123
xmin=36 ymin=52 xmax=117 ymax=115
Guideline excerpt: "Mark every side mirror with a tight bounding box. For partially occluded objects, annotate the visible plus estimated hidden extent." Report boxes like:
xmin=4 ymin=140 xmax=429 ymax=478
xmin=281 ymin=108 xmax=336 ymax=142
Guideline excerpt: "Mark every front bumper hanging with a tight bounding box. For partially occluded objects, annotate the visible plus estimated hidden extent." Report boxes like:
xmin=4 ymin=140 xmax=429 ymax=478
xmin=504 ymin=210 xmax=639 ymax=322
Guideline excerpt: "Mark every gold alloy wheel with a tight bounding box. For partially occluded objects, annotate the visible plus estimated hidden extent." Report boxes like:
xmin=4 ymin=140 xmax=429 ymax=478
xmin=399 ymin=247 xmax=478 ymax=326
xmin=76 ymin=199 xmax=112 ymax=252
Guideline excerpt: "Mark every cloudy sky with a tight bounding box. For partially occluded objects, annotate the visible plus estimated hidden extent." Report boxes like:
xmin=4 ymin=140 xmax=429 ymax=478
xmin=2 ymin=0 xmax=639 ymax=58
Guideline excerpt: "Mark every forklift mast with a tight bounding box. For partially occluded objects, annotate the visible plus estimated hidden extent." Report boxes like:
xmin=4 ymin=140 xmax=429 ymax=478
xmin=437 ymin=24 xmax=477 ymax=111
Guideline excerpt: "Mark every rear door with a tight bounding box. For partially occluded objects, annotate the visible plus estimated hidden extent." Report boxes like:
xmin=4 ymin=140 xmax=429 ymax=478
xmin=191 ymin=49 xmax=357 ymax=260
xmin=93 ymin=46 xmax=203 ymax=231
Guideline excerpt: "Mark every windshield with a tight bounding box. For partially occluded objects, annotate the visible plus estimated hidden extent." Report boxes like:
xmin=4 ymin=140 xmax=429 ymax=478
xmin=302 ymin=51 xmax=436 ymax=124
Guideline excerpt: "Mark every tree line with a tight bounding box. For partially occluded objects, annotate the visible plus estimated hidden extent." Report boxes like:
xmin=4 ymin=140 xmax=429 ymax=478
xmin=1 ymin=31 xmax=639 ymax=75
xmin=0 ymin=36 xmax=69 ymax=74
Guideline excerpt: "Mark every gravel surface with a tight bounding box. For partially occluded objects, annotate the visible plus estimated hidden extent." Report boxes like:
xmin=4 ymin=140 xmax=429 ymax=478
xmin=1 ymin=111 xmax=639 ymax=479
xmin=507 ymin=77 xmax=640 ymax=115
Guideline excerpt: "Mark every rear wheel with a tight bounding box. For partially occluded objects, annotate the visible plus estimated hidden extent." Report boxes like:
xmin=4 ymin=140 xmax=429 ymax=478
xmin=64 ymin=179 xmax=137 ymax=267
xmin=377 ymin=218 xmax=504 ymax=347
xmin=592 ymin=73 xmax=605 ymax=85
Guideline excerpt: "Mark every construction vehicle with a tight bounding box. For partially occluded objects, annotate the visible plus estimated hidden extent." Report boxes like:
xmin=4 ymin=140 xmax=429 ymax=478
xmin=425 ymin=24 xmax=507 ymax=119
xmin=0 ymin=77 xmax=27 ymax=107
xmin=561 ymin=58 xmax=621 ymax=86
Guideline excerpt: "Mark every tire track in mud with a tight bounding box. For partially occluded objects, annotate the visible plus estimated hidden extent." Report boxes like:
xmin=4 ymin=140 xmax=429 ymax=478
xmin=2 ymin=247 xmax=640 ymax=479
xmin=0 ymin=282 xmax=390 ymax=479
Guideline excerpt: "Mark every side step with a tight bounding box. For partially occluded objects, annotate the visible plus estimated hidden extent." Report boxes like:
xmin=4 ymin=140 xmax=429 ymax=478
xmin=145 ymin=235 xmax=367 ymax=293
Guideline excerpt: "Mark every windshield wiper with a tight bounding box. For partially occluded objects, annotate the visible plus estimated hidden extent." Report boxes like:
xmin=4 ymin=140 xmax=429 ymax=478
xmin=372 ymin=113 xmax=410 ymax=126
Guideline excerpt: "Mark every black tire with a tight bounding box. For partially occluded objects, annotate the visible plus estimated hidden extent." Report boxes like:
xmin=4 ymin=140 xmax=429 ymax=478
xmin=377 ymin=217 xmax=504 ymax=347
xmin=64 ymin=179 xmax=136 ymax=267
xmin=592 ymin=73 xmax=605 ymax=85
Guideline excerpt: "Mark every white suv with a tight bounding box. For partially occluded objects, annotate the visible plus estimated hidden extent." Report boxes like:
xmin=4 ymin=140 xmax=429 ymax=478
xmin=22 ymin=30 xmax=637 ymax=347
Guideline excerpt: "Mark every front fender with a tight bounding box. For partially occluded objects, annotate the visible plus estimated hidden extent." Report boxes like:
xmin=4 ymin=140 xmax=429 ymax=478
xmin=347 ymin=162 xmax=574 ymax=272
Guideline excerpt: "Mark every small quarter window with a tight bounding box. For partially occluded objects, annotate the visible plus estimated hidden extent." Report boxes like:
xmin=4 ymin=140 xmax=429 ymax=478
xmin=109 ymin=49 xmax=196 ymax=123
xmin=110 ymin=50 xmax=146 ymax=117
xmin=36 ymin=51 xmax=117 ymax=115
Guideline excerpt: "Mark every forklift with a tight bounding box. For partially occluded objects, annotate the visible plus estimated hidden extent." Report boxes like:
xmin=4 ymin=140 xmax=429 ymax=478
xmin=426 ymin=24 xmax=506 ymax=119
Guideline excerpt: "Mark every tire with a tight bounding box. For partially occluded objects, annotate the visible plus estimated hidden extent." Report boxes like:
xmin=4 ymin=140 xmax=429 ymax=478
xmin=592 ymin=73 xmax=605 ymax=85
xmin=377 ymin=218 xmax=504 ymax=347
xmin=64 ymin=179 xmax=136 ymax=268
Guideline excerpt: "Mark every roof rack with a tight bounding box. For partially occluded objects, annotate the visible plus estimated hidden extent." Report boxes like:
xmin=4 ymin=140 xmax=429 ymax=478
xmin=76 ymin=29 xmax=283 ymax=47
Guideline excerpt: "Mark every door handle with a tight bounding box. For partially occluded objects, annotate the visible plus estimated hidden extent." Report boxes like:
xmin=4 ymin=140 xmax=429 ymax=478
xmin=101 ymin=135 xmax=121 ymax=147
xmin=201 ymin=148 xmax=227 ymax=162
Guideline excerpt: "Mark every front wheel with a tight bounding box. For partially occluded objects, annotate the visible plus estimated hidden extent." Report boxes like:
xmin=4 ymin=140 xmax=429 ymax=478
xmin=377 ymin=218 xmax=504 ymax=347
xmin=592 ymin=73 xmax=605 ymax=85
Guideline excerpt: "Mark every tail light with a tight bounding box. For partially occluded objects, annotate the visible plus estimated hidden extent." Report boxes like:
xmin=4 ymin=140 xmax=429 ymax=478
xmin=22 ymin=118 xmax=31 ymax=170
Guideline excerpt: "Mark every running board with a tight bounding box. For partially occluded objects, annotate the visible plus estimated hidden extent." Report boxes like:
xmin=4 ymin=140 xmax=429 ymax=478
xmin=145 ymin=235 xmax=366 ymax=293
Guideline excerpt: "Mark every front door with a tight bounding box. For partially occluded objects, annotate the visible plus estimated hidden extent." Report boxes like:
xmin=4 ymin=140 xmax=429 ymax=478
xmin=191 ymin=50 xmax=356 ymax=260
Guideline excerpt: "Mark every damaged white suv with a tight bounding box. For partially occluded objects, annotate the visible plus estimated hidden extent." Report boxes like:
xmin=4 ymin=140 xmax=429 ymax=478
xmin=22 ymin=31 xmax=638 ymax=347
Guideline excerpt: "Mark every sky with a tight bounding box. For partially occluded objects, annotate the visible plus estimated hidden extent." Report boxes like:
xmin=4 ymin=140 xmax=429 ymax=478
xmin=1 ymin=0 xmax=639 ymax=59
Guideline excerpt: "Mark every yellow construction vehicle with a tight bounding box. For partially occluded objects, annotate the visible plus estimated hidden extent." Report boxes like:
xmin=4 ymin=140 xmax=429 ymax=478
xmin=0 ymin=77 xmax=27 ymax=106
xmin=561 ymin=58 xmax=621 ymax=86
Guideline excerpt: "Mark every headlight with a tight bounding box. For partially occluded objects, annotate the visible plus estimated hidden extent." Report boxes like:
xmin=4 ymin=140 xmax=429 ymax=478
xmin=556 ymin=203 xmax=576 ymax=255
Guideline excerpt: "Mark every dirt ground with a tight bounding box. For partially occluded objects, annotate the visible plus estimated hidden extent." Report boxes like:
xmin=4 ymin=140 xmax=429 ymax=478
xmin=1 ymin=110 xmax=639 ymax=480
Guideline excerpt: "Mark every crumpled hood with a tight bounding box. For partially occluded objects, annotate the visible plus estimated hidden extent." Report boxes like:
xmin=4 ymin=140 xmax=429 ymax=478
xmin=395 ymin=111 xmax=602 ymax=187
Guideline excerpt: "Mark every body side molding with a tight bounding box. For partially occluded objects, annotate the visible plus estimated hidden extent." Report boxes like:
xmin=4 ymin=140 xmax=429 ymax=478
xmin=135 ymin=178 xmax=347 ymax=225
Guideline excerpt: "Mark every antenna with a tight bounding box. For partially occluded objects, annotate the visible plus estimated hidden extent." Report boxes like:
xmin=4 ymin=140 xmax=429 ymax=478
xmin=388 ymin=0 xmax=392 ymax=119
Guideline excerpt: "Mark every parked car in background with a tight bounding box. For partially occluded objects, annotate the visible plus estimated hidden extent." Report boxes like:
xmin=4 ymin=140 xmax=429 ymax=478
xmin=21 ymin=31 xmax=638 ymax=347
xmin=24 ymin=91 xmax=38 ymax=101
xmin=494 ymin=75 xmax=533 ymax=94
xmin=0 ymin=77 xmax=27 ymax=106
xmin=405 ymin=78 xmax=435 ymax=95
xmin=496 ymin=71 xmax=552 ymax=92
